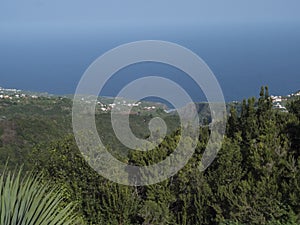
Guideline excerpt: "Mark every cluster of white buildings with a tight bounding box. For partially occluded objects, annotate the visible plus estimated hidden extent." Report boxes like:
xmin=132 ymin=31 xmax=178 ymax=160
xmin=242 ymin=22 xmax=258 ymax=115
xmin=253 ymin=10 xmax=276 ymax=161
xmin=271 ymin=95 xmax=288 ymax=103
xmin=96 ymin=100 xmax=143 ymax=112
xmin=0 ymin=94 xmax=13 ymax=100
xmin=0 ymin=87 xmax=20 ymax=93
xmin=0 ymin=93 xmax=38 ymax=100
xmin=270 ymin=91 xmax=300 ymax=112
xmin=273 ymin=102 xmax=287 ymax=110
xmin=143 ymin=106 xmax=156 ymax=110
xmin=0 ymin=87 xmax=39 ymax=100
xmin=270 ymin=95 xmax=287 ymax=111
xmin=287 ymin=91 xmax=300 ymax=98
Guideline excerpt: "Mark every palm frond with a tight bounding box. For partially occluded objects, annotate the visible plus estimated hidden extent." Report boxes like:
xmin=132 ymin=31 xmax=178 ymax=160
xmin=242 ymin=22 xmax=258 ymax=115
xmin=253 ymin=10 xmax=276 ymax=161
xmin=0 ymin=167 xmax=82 ymax=225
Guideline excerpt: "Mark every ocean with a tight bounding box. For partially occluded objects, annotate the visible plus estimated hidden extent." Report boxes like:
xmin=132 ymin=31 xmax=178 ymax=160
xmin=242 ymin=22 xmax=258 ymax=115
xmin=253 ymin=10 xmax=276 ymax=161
xmin=0 ymin=23 xmax=299 ymax=102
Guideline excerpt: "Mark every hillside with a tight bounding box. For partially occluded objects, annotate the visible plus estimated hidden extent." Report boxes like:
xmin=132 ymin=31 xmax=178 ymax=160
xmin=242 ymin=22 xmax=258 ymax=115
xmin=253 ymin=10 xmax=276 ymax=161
xmin=1 ymin=86 xmax=298 ymax=169
xmin=0 ymin=86 xmax=300 ymax=224
xmin=0 ymin=89 xmax=183 ymax=169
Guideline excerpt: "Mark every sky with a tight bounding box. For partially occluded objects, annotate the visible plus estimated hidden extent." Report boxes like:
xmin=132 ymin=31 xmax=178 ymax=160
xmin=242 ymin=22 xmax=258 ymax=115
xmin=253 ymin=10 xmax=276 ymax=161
xmin=1 ymin=0 xmax=300 ymax=31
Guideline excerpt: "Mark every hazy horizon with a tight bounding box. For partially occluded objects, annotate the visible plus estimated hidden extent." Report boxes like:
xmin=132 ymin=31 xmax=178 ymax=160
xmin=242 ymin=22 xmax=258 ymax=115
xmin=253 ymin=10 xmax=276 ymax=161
xmin=1 ymin=0 xmax=300 ymax=101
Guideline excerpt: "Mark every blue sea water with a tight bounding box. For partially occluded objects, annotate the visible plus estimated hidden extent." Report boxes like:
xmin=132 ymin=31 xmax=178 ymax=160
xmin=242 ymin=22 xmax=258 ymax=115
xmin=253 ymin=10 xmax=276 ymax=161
xmin=0 ymin=24 xmax=299 ymax=102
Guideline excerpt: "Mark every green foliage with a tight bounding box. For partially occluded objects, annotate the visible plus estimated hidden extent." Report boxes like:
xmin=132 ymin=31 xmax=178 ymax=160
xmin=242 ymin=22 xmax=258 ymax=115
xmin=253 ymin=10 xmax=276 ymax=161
xmin=0 ymin=166 xmax=82 ymax=225
xmin=1 ymin=87 xmax=300 ymax=224
xmin=287 ymin=97 xmax=300 ymax=120
xmin=32 ymin=136 xmax=142 ymax=224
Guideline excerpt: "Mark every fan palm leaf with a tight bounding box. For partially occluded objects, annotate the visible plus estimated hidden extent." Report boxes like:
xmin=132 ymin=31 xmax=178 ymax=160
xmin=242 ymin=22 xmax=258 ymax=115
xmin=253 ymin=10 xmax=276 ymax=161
xmin=0 ymin=167 xmax=82 ymax=225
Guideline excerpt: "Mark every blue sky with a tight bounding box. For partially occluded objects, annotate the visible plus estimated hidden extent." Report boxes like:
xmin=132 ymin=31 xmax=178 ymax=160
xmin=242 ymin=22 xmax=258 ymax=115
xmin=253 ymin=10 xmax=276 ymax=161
xmin=1 ymin=0 xmax=300 ymax=32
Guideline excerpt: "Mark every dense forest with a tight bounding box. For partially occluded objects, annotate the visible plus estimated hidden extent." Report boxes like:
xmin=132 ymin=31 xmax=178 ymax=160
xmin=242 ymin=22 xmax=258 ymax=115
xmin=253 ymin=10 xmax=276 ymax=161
xmin=1 ymin=86 xmax=300 ymax=224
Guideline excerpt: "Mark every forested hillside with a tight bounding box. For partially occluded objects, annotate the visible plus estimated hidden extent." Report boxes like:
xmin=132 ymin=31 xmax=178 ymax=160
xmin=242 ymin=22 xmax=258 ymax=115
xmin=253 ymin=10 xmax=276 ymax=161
xmin=0 ymin=86 xmax=300 ymax=224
